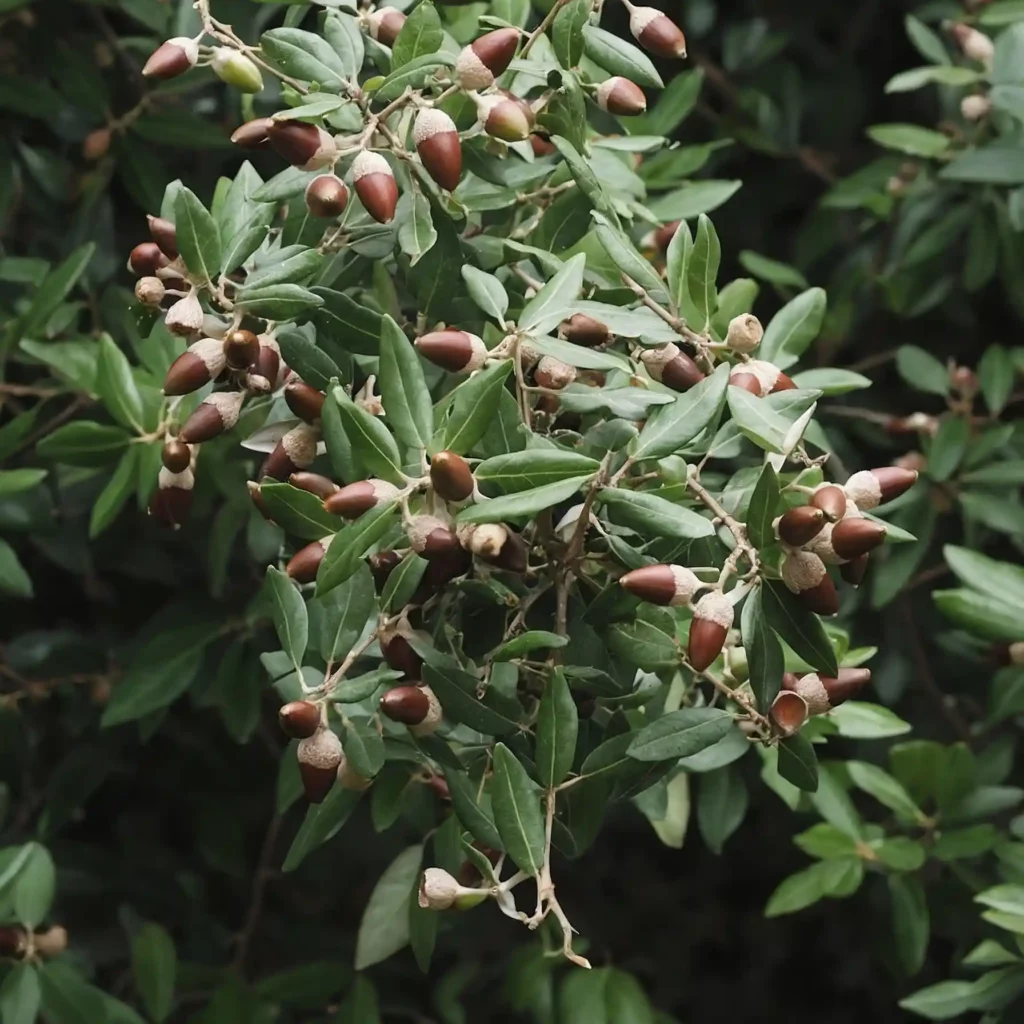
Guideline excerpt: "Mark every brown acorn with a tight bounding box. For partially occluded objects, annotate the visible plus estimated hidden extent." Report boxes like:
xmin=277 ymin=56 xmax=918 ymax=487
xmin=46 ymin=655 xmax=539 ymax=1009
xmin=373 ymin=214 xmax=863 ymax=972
xmin=369 ymin=550 xmax=404 ymax=590
xmin=641 ymin=344 xmax=704 ymax=392
xmin=413 ymin=109 xmax=463 ymax=192
xmin=773 ymin=373 xmax=797 ymax=392
xmin=305 ymin=174 xmax=349 ymax=218
xmin=223 ymin=328 xmax=260 ymax=370
xmin=286 ymin=538 xmax=331 ymax=583
xmin=499 ymin=90 xmax=536 ymax=130
xmin=770 ymin=691 xmax=809 ymax=736
xmin=163 ymin=337 xmax=227 ymax=396
xmin=129 ymin=242 xmax=166 ymax=277
xmin=620 ymin=564 xmax=701 ymax=607
xmin=351 ymin=151 xmax=399 ymax=223
xmin=261 ymin=423 xmax=320 ymax=481
xmin=231 ymin=117 xmax=274 ymax=149
xmin=381 ymin=631 xmax=423 ymax=679
xmin=653 ymin=220 xmax=681 ymax=252
xmin=161 ymin=439 xmax=191 ymax=473
xmin=0 ymin=928 xmax=26 ymax=959
xmin=147 ymin=215 xmax=178 ymax=259
xmin=729 ymin=371 xmax=762 ymax=396
xmin=844 ymin=467 xmax=919 ymax=510
xmin=366 ymin=5 xmax=406 ymax=46
xmin=324 ymin=479 xmax=400 ymax=518
xmin=289 ymin=472 xmax=339 ymax=501
xmin=257 ymin=337 xmax=281 ymax=385
xmin=739 ymin=360 xmax=796 ymax=396
xmin=821 ymin=667 xmax=872 ymax=707
xmin=831 ymin=518 xmax=886 ymax=561
xmin=596 ymin=76 xmax=647 ymax=116
xmin=408 ymin=515 xmax=461 ymax=559
xmin=535 ymin=356 xmax=577 ymax=390
xmin=777 ymin=506 xmax=826 ymax=547
xmin=530 ymin=134 xmax=556 ymax=157
xmin=425 ymin=545 xmax=473 ymax=590
xmin=430 ymin=450 xmax=474 ymax=502
xmin=840 ymin=553 xmax=870 ymax=587
xmin=687 ymin=590 xmax=734 ymax=672
xmin=560 ymin=313 xmax=610 ymax=348
xmin=416 ymin=330 xmax=488 ymax=373
xmin=268 ymin=120 xmax=337 ymax=170
xmin=179 ymin=392 xmax=246 ymax=444
xmin=142 ymin=36 xmax=199 ymax=79
xmin=149 ymin=466 xmax=194 ymax=529
xmin=380 ymin=684 xmax=430 ymax=725
xmin=810 ymin=484 xmax=847 ymax=523
xmin=279 ymin=700 xmax=321 ymax=739
xmin=477 ymin=95 xmax=531 ymax=142
xmin=297 ymin=727 xmax=343 ymax=803
xmin=627 ymin=5 xmax=687 ymax=59
xmin=781 ymin=550 xmax=838 ymax=616
xmin=284 ymin=380 xmax=326 ymax=423
xmin=248 ymin=481 xmax=274 ymax=522
xmin=83 ymin=127 xmax=112 ymax=161
xmin=455 ymin=27 xmax=519 ymax=89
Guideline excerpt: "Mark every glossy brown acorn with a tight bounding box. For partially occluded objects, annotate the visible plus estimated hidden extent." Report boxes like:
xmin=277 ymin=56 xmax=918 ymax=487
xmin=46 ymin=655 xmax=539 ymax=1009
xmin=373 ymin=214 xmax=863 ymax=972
xmin=261 ymin=423 xmax=319 ymax=481
xmin=279 ymin=700 xmax=321 ymax=738
xmin=844 ymin=467 xmax=919 ymax=509
xmin=351 ymin=151 xmax=399 ymax=223
xmin=268 ymin=120 xmax=336 ymax=169
xmin=289 ymin=472 xmax=339 ymax=501
xmin=413 ymin=109 xmax=463 ymax=192
xmin=161 ymin=439 xmax=191 ymax=473
xmin=811 ymin=484 xmax=847 ymax=523
xmin=297 ymin=728 xmax=343 ymax=803
xmin=305 ymin=174 xmax=349 ymax=218
xmin=223 ymin=328 xmax=260 ymax=370
xmin=796 ymin=575 xmax=840 ymax=617
xmin=596 ymin=76 xmax=648 ymax=116
xmin=620 ymin=564 xmax=701 ymax=607
xmin=367 ymin=6 xmax=406 ymax=46
xmin=129 ymin=242 xmax=166 ymax=277
xmin=431 ymin=450 xmax=474 ymax=502
xmin=231 ymin=117 xmax=273 ymax=149
xmin=369 ymin=550 xmax=404 ymax=590
xmin=687 ymin=591 xmax=734 ymax=672
xmin=382 ymin=632 xmax=423 ymax=680
xmin=831 ymin=518 xmax=887 ymax=560
xmin=147 ymin=215 xmax=178 ymax=259
xmin=178 ymin=392 xmax=245 ymax=444
xmin=654 ymin=220 xmax=681 ymax=252
xmin=256 ymin=337 xmax=281 ymax=384
xmin=455 ymin=27 xmax=519 ymax=89
xmin=840 ymin=553 xmax=870 ymax=587
xmin=729 ymin=372 xmax=762 ymax=396
xmin=530 ymin=134 xmax=556 ymax=157
xmin=822 ymin=667 xmax=872 ymax=707
xmin=409 ymin=515 xmax=461 ymax=559
xmin=778 ymin=506 xmax=827 ymax=547
xmin=478 ymin=95 xmax=531 ymax=142
xmin=163 ymin=338 xmax=227 ymax=396
xmin=284 ymin=380 xmax=326 ymax=423
xmin=561 ymin=313 xmax=610 ymax=348
xmin=628 ymin=6 xmax=687 ymax=59
xmin=663 ymin=354 xmax=705 ymax=392
xmin=149 ymin=467 xmax=194 ymax=529
xmin=286 ymin=539 xmax=330 ymax=583
xmin=324 ymin=479 xmax=398 ymax=518
xmin=416 ymin=330 xmax=487 ymax=373
xmin=142 ymin=36 xmax=199 ymax=79
xmin=380 ymin=685 xmax=431 ymax=725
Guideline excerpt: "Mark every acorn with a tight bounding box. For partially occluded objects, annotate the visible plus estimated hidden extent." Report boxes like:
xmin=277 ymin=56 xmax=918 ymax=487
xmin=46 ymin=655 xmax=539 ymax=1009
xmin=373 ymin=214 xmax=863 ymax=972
xmin=416 ymin=330 xmax=488 ymax=373
xmin=476 ymin=95 xmax=531 ymax=142
xmin=324 ymin=479 xmax=400 ymax=518
xmin=596 ymin=76 xmax=647 ymax=116
xmin=729 ymin=371 xmax=762 ymax=396
xmin=821 ymin=667 xmax=872 ymax=707
xmin=430 ymin=451 xmax=474 ymax=502
xmin=257 ymin=336 xmax=281 ymax=385
xmin=223 ymin=328 xmax=260 ymax=370
xmin=455 ymin=27 xmax=519 ymax=90
xmin=289 ymin=472 xmax=339 ymax=501
xmin=535 ymin=355 xmax=577 ymax=390
xmin=163 ymin=337 xmax=227 ymax=396
xmin=653 ymin=220 xmax=681 ymax=252
xmin=530 ymin=134 xmax=556 ymax=157
xmin=164 ymin=292 xmax=205 ymax=337
xmin=286 ymin=537 xmax=332 ymax=583
xmin=381 ymin=630 xmax=423 ymax=679
xmin=781 ymin=550 xmax=839 ymax=617
xmin=248 ymin=481 xmax=274 ymax=522
xmin=178 ymin=391 xmax=246 ymax=444
xmin=840 ymin=553 xmax=870 ymax=588
xmin=560 ymin=313 xmax=610 ymax=348
xmin=366 ymin=6 xmax=406 ymax=46
xmin=0 ymin=928 xmax=26 ymax=960
xmin=770 ymin=691 xmax=809 ymax=736
xmin=620 ymin=564 xmax=702 ymax=607
xmin=161 ymin=439 xmax=191 ymax=473
xmin=231 ymin=117 xmax=273 ymax=149
xmin=261 ymin=423 xmax=320 ymax=481
xmin=843 ymin=468 xmax=918 ymax=511
xmin=961 ymin=94 xmax=992 ymax=121
xmin=135 ymin=276 xmax=165 ymax=306
xmin=284 ymin=380 xmax=326 ymax=423
xmin=305 ymin=174 xmax=349 ymax=218
xmin=810 ymin=484 xmax=847 ymax=523
xmin=279 ymin=700 xmax=321 ymax=739
xmin=128 ymin=242 xmax=166 ymax=277
xmin=147 ymin=215 xmax=178 ymax=259
xmin=499 ymin=89 xmax=536 ymax=129
xmin=425 ymin=545 xmax=473 ymax=589
xmin=784 ymin=668 xmax=871 ymax=712
xmin=725 ymin=314 xmax=763 ymax=354
xmin=83 ymin=127 xmax=112 ymax=161
xmin=381 ymin=685 xmax=443 ymax=736
xmin=458 ymin=523 xmax=526 ymax=573
xmin=34 ymin=927 xmax=68 ymax=959
xmin=687 ymin=590 xmax=734 ymax=672
xmin=413 ymin=109 xmax=463 ymax=192
xmin=297 ymin=727 xmax=343 ymax=803
xmin=831 ymin=518 xmax=886 ymax=561
xmin=737 ymin=360 xmax=796 ymax=397
xmin=949 ymin=23 xmax=994 ymax=66
xmin=142 ymin=36 xmax=199 ymax=79
xmin=149 ymin=466 xmax=194 ymax=529
xmin=351 ymin=151 xmax=399 ymax=223
xmin=626 ymin=4 xmax=687 ymax=59
xmin=777 ymin=506 xmax=826 ymax=547
xmin=211 ymin=47 xmax=263 ymax=92
xmin=408 ymin=515 xmax=461 ymax=559
xmin=268 ymin=120 xmax=338 ymax=170
xmin=640 ymin=343 xmax=704 ymax=392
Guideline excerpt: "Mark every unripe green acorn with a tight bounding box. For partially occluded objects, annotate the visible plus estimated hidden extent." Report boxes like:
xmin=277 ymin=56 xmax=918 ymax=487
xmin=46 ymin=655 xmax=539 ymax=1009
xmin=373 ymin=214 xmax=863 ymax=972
xmin=142 ymin=36 xmax=199 ymax=79
xmin=725 ymin=645 xmax=749 ymax=684
xmin=305 ymin=174 xmax=349 ymax=218
xmin=351 ymin=151 xmax=399 ymax=223
xmin=596 ymin=76 xmax=647 ymax=116
xmin=476 ymin=95 xmax=531 ymax=142
xmin=211 ymin=47 xmax=264 ymax=92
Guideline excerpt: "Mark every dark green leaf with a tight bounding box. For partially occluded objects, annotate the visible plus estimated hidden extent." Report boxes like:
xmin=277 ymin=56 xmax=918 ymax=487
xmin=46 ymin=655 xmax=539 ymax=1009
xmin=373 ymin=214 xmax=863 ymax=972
xmin=379 ymin=315 xmax=433 ymax=451
xmin=173 ymin=187 xmax=221 ymax=284
xmin=491 ymin=743 xmax=545 ymax=875
xmin=762 ymin=579 xmax=839 ymax=676
xmin=260 ymin=483 xmax=340 ymax=541
xmin=745 ymin=464 xmax=780 ymax=549
xmin=777 ymin=734 xmax=819 ymax=792
xmin=536 ymin=668 xmax=578 ymax=787
xmin=627 ymin=709 xmax=734 ymax=762
xmin=266 ymin=566 xmax=308 ymax=669
xmin=131 ymin=923 xmax=176 ymax=1023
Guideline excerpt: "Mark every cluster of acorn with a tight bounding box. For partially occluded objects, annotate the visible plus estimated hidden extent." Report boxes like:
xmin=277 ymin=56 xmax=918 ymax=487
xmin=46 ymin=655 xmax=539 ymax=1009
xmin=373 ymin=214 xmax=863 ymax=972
xmin=0 ymin=924 xmax=67 ymax=962
xmin=768 ymin=667 xmax=872 ymax=736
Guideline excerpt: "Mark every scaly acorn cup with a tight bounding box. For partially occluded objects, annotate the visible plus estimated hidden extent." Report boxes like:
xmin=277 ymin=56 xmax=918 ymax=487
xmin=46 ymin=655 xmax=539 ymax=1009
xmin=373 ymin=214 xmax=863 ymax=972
xmin=128 ymin=242 xmax=166 ymax=277
xmin=296 ymin=727 xmax=343 ymax=803
xmin=222 ymin=328 xmax=260 ymax=370
xmin=626 ymin=4 xmax=688 ymax=58
xmin=278 ymin=700 xmax=321 ymax=739
xmin=810 ymin=484 xmax=847 ymax=523
xmin=596 ymin=76 xmax=647 ymax=116
xmin=640 ymin=343 xmax=705 ymax=392
xmin=304 ymin=174 xmax=349 ymax=218
xmin=284 ymin=380 xmax=326 ymax=423
xmin=416 ymin=330 xmax=488 ymax=373
xmin=455 ymin=26 xmax=519 ymax=89
xmin=770 ymin=691 xmax=809 ymax=736
xmin=178 ymin=391 xmax=246 ymax=444
xmin=781 ymin=550 xmax=839 ymax=617
xmin=476 ymin=95 xmax=531 ymax=142
xmin=381 ymin=630 xmax=423 ymax=679
xmin=620 ymin=564 xmax=702 ymax=606
xmin=843 ymin=467 xmax=919 ymax=510
xmin=962 ymin=94 xmax=992 ymax=121
xmin=430 ymin=450 xmax=474 ymax=502
xmin=211 ymin=47 xmax=263 ymax=92
xmin=324 ymin=479 xmax=399 ymax=518
xmin=149 ymin=466 xmax=194 ymax=529
xmin=289 ymin=472 xmax=339 ymax=501
xmin=725 ymin=314 xmax=763 ymax=354
xmin=688 ymin=590 xmax=735 ymax=672
xmin=336 ymin=755 xmax=373 ymax=792
xmin=161 ymin=440 xmax=191 ymax=473
xmin=350 ymin=151 xmax=399 ymax=223
xmin=777 ymin=506 xmax=827 ymax=547
xmin=413 ymin=109 xmax=463 ymax=192
xmin=261 ymin=422 xmax=319 ymax=481
xmin=535 ymin=356 xmax=577 ymax=390
xmin=164 ymin=292 xmax=205 ymax=337
xmin=147 ymin=215 xmax=178 ymax=259
xmin=231 ymin=117 xmax=273 ymax=149
xmin=784 ymin=668 xmax=871 ymax=710
xmin=458 ymin=523 xmax=528 ymax=573
xmin=409 ymin=515 xmax=461 ymax=559
xmin=840 ymin=553 xmax=870 ymax=587
xmin=163 ymin=337 xmax=227 ymax=396
xmin=142 ymin=36 xmax=199 ymax=79
xmin=135 ymin=277 xmax=165 ymax=306
xmin=830 ymin=518 xmax=887 ymax=561
xmin=366 ymin=5 xmax=406 ymax=45
xmin=268 ymin=120 xmax=338 ymax=170
xmin=286 ymin=537 xmax=332 ymax=583
xmin=560 ymin=313 xmax=610 ymax=348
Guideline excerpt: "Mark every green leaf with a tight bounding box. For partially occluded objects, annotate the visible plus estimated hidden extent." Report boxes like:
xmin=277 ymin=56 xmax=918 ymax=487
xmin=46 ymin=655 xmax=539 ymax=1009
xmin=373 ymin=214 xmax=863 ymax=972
xmin=0 ymin=963 xmax=40 ymax=1024
xmin=236 ymin=283 xmax=324 ymax=320
xmin=867 ymin=123 xmax=951 ymax=158
xmin=334 ymin=389 xmax=404 ymax=484
xmin=978 ymin=344 xmax=1014 ymax=415
xmin=634 ymin=364 xmax=729 ymax=461
xmin=380 ymin=552 xmax=428 ymax=613
xmin=582 ymin=24 xmax=663 ymax=88
xmin=490 ymin=743 xmax=545 ymax=875
xmin=443 ymin=769 xmax=504 ymax=850
xmin=461 ymin=266 xmax=509 ymax=324
xmin=458 ymin=475 xmax=592 ymax=524
xmin=330 ymin=667 xmax=401 ymax=704
xmin=282 ymin=787 xmax=362 ymax=871
xmin=354 ymin=845 xmax=423 ymax=969
xmin=552 ymin=0 xmax=589 ymax=68
xmin=536 ymin=668 xmax=578 ymax=787
xmin=317 ymin=562 xmax=376 ymax=662
xmin=828 ymin=702 xmax=911 ymax=739
xmin=131 ymin=924 xmax=176 ymax=1023
xmin=275 ymin=329 xmax=344 ymax=392
xmin=396 ymin=189 xmax=437 ymax=266
xmin=687 ymin=214 xmax=720 ymax=330
xmin=266 ymin=566 xmax=308 ymax=669
xmin=627 ymin=708 xmax=734 ymax=762
xmin=741 ymin=587 xmax=784 ymax=713
xmin=518 ymin=254 xmax=586 ymax=334
xmin=738 ymin=250 xmax=809 ymax=290
xmin=726 ymin=386 xmax=791 ymax=453
xmin=762 ymin=580 xmax=839 ymax=676
xmin=260 ymin=483 xmax=340 ymax=541
xmin=89 ymin=447 xmax=139 ymax=539
xmin=316 ymin=501 xmax=399 ymax=596
xmin=777 ymin=734 xmax=819 ymax=792
xmin=791 ymin=368 xmax=872 ymax=395
xmin=312 ymin=289 xmax=382 ymax=354
xmin=374 ymin=54 xmax=454 ymax=103
xmin=475 ymin=450 xmax=600 ymax=493
xmin=928 ymin=416 xmax=969 ymax=481
xmin=895 ymin=344 xmax=949 ymax=396
xmin=608 ymin=611 xmax=678 ymax=670
xmin=559 ymin=385 xmax=674 ymax=420
xmin=218 ymin=162 xmax=274 ymax=274
xmin=17 ymin=243 xmax=94 ymax=340
xmin=847 ymin=761 xmax=926 ymax=823
xmin=494 ymin=631 xmax=569 ymax=662
xmin=898 ymin=981 xmax=978 ymax=1021
xmin=746 ymin=464 xmax=780 ymax=549
xmin=379 ymin=315 xmax=432 ymax=451
xmin=12 ymin=843 xmax=54 ymax=930
xmin=698 ymin=765 xmax=747 ymax=855
xmin=437 ymin=359 xmax=513 ymax=456
xmin=173 ymin=187 xmax=221 ymax=284
xmin=344 ymin=718 xmax=385 ymax=777
xmin=422 ymin=664 xmax=519 ymax=735
xmin=941 ymin=144 xmax=1024 ymax=185
xmin=647 ymin=180 xmax=742 ymax=222
xmin=765 ymin=858 xmax=863 ymax=917
xmin=262 ymin=27 xmax=351 ymax=89
xmin=591 ymin=211 xmax=667 ymax=299
xmin=391 ymin=1 xmax=442 ymax=68
xmin=337 ymin=976 xmax=380 ymax=1024
xmin=39 ymin=964 xmax=107 ymax=1024
xmin=758 ymin=288 xmax=827 ymax=371
xmin=323 ymin=11 xmax=364 ymax=78
xmin=934 ymin=588 xmax=1024 ymax=642
xmin=0 ymin=539 xmax=31 ymax=599
xmin=598 ymin=488 xmax=714 ymax=540
xmin=943 ymin=545 xmax=1024 ymax=608
xmin=886 ymin=65 xmax=983 ymax=93
xmin=95 ymin=334 xmax=143 ymax=432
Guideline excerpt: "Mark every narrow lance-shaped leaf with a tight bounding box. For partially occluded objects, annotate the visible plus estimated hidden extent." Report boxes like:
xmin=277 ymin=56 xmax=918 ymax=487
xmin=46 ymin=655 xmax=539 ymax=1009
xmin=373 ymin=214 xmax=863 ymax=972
xmin=490 ymin=743 xmax=546 ymax=875
xmin=379 ymin=315 xmax=433 ymax=451
xmin=536 ymin=668 xmax=578 ymax=788
xmin=266 ymin=566 xmax=308 ymax=670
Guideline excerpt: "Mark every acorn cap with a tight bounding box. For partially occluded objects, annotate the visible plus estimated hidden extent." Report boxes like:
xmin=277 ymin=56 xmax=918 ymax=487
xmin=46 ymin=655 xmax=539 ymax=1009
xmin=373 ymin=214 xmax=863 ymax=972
xmin=840 ymin=553 xmax=870 ymax=588
xmin=163 ymin=338 xmax=227 ymax=396
xmin=367 ymin=6 xmax=406 ymax=45
xmin=284 ymin=380 xmax=326 ymax=423
xmin=778 ymin=506 xmax=827 ymax=547
xmin=810 ymin=484 xmax=847 ymax=523
xmin=161 ymin=439 xmax=191 ymax=473
xmin=324 ymin=479 xmax=399 ymax=518
xmin=231 ymin=117 xmax=273 ymax=149
xmin=831 ymin=518 xmax=886 ymax=561
xmin=725 ymin=314 xmax=763 ymax=354
xmin=305 ymin=174 xmax=349 ymax=218
xmin=286 ymin=539 xmax=330 ymax=583
xmin=416 ymin=330 xmax=487 ymax=373
xmin=142 ymin=36 xmax=199 ymax=79
xmin=297 ymin=728 xmax=343 ymax=803
xmin=596 ymin=76 xmax=647 ymax=116
xmin=381 ymin=631 xmax=423 ymax=679
xmin=289 ymin=472 xmax=339 ymax=501
xmin=129 ymin=242 xmax=166 ymax=277
xmin=455 ymin=44 xmax=495 ymax=90
xmin=688 ymin=591 xmax=734 ymax=672
xmin=770 ymin=691 xmax=809 ymax=735
xmin=560 ymin=313 xmax=610 ymax=348
xmin=629 ymin=7 xmax=687 ymax=59
xmin=351 ymin=151 xmax=399 ymax=223
xmin=223 ymin=328 xmax=260 ymax=370
xmin=164 ymin=292 xmax=205 ymax=337
xmin=430 ymin=450 xmax=474 ymax=502
xmin=261 ymin=423 xmax=319 ymax=480
xmin=147 ymin=215 xmax=178 ymax=259
xmin=620 ymin=564 xmax=701 ymax=606
xmin=135 ymin=277 xmax=165 ymax=306
xmin=269 ymin=121 xmax=337 ymax=170
xmin=179 ymin=391 xmax=245 ymax=444
xmin=408 ymin=515 xmax=460 ymax=558
xmin=380 ymin=685 xmax=430 ymax=725
xmin=413 ymin=109 xmax=462 ymax=192
xmin=279 ymin=700 xmax=321 ymax=738
xmin=337 ymin=755 xmax=373 ymax=791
